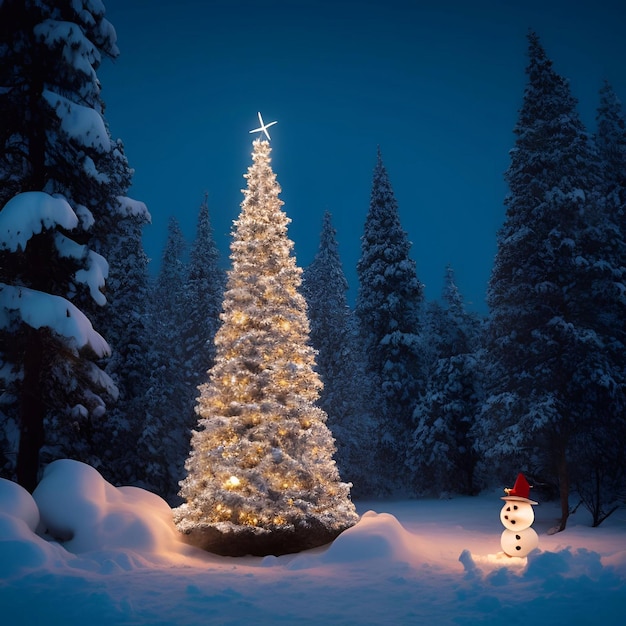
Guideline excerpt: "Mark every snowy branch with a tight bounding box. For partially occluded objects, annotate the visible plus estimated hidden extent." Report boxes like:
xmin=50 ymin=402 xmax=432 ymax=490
xmin=0 ymin=192 xmax=78 ymax=252
xmin=34 ymin=19 xmax=100 ymax=81
xmin=0 ymin=283 xmax=110 ymax=358
xmin=43 ymin=89 xmax=110 ymax=152
xmin=114 ymin=195 xmax=151 ymax=220
xmin=54 ymin=232 xmax=108 ymax=306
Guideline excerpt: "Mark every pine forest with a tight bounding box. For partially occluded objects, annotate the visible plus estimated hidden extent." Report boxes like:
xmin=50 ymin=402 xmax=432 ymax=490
xmin=1 ymin=0 xmax=625 ymax=558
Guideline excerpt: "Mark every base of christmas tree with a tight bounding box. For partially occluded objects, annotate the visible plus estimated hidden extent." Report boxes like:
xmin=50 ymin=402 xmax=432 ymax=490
xmin=176 ymin=517 xmax=350 ymax=557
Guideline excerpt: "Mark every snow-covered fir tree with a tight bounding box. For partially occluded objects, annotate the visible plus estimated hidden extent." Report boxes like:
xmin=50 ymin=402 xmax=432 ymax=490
xmin=409 ymin=266 xmax=483 ymax=496
xmin=0 ymin=0 xmax=136 ymax=490
xmin=175 ymin=138 xmax=358 ymax=556
xmin=355 ymin=148 xmax=424 ymax=495
xmin=86 ymin=138 xmax=151 ymax=486
xmin=139 ymin=216 xmax=189 ymax=500
xmin=40 ymin=132 xmax=152 ymax=484
xmin=302 ymin=211 xmax=376 ymax=498
xmin=181 ymin=193 xmax=225 ymax=413
xmin=595 ymin=82 xmax=626 ymax=282
xmin=595 ymin=81 xmax=626 ymax=207
xmin=569 ymin=81 xmax=626 ymax=526
xmin=478 ymin=32 xmax=626 ymax=531
xmin=157 ymin=194 xmax=226 ymax=500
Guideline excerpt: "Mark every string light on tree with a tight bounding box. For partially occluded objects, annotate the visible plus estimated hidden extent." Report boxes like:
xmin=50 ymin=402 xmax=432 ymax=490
xmin=174 ymin=114 xmax=358 ymax=556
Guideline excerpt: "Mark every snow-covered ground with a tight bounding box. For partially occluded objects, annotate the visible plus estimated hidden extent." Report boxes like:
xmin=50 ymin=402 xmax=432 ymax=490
xmin=1 ymin=460 xmax=624 ymax=625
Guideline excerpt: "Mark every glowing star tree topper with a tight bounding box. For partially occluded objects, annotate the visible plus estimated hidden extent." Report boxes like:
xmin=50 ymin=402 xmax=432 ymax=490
xmin=249 ymin=111 xmax=277 ymax=141
xmin=174 ymin=131 xmax=358 ymax=557
xmin=499 ymin=473 xmax=539 ymax=557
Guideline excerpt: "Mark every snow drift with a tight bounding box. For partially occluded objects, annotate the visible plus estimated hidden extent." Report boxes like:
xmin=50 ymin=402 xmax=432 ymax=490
xmin=0 ymin=459 xmax=624 ymax=625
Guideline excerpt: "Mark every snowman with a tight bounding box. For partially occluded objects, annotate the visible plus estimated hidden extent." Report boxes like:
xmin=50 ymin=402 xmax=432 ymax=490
xmin=500 ymin=473 xmax=539 ymax=557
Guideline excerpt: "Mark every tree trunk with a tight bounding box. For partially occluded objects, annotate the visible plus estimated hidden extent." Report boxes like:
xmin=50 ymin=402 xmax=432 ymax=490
xmin=556 ymin=446 xmax=570 ymax=532
xmin=15 ymin=32 xmax=48 ymax=493
xmin=16 ymin=328 xmax=45 ymax=492
xmin=27 ymin=10 xmax=47 ymax=192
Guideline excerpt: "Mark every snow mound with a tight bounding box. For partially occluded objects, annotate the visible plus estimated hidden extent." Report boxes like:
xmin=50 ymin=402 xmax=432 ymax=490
xmin=0 ymin=477 xmax=40 ymax=531
xmin=32 ymin=459 xmax=183 ymax=557
xmin=0 ymin=515 xmax=56 ymax=578
xmin=0 ymin=462 xmax=625 ymax=624
xmin=460 ymin=545 xmax=621 ymax=584
xmin=319 ymin=510 xmax=426 ymax=564
xmin=0 ymin=480 xmax=66 ymax=579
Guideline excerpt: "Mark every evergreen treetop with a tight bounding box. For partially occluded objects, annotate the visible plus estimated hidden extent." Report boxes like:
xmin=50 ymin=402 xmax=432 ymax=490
xmin=357 ymin=149 xmax=423 ymax=348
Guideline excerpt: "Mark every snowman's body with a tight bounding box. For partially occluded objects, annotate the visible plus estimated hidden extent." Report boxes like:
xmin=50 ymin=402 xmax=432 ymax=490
xmin=501 ymin=527 xmax=538 ymax=556
xmin=499 ymin=474 xmax=539 ymax=557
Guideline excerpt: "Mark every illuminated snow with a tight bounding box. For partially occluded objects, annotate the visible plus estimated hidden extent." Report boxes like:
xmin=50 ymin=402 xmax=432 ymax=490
xmin=0 ymin=460 xmax=624 ymax=624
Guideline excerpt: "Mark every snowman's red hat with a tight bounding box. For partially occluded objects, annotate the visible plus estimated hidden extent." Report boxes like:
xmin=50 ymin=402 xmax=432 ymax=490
xmin=501 ymin=472 xmax=538 ymax=505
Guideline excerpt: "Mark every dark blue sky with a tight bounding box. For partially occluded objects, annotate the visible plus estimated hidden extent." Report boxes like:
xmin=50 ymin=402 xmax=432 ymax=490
xmin=99 ymin=0 xmax=626 ymax=312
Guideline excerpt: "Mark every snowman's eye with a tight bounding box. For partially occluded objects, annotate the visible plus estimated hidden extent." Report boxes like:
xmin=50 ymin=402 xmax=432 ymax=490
xmin=513 ymin=505 xmax=518 ymax=510
xmin=506 ymin=506 xmax=511 ymax=512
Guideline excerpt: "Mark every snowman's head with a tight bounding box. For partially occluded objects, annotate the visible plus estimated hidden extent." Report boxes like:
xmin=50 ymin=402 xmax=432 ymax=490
xmin=500 ymin=499 xmax=535 ymax=530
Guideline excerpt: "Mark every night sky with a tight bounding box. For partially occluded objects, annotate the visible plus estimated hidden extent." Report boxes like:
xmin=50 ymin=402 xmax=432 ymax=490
xmin=98 ymin=0 xmax=626 ymax=313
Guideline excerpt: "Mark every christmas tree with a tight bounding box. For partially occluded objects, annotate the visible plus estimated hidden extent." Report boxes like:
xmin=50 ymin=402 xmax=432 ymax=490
xmin=174 ymin=133 xmax=358 ymax=556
